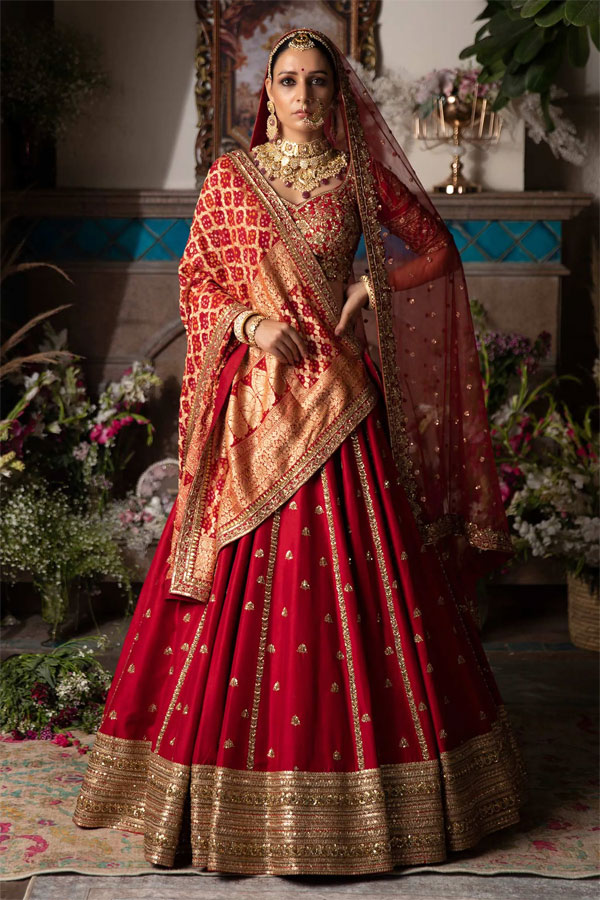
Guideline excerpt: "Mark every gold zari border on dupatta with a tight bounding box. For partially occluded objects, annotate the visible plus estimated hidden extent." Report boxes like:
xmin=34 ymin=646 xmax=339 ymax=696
xmin=72 ymin=704 xmax=528 ymax=875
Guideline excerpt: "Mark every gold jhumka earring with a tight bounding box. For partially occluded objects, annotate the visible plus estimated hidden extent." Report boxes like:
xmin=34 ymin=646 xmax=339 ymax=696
xmin=266 ymin=100 xmax=279 ymax=141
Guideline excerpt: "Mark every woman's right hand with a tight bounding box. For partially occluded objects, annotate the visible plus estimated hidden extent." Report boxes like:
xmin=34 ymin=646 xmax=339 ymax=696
xmin=253 ymin=319 xmax=307 ymax=365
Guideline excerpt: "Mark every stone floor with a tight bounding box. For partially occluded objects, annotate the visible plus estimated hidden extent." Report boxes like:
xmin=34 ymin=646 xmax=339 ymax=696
xmin=1 ymin=583 xmax=598 ymax=898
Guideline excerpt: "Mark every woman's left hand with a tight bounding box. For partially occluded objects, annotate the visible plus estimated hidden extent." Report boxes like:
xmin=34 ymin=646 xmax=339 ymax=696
xmin=334 ymin=281 xmax=368 ymax=338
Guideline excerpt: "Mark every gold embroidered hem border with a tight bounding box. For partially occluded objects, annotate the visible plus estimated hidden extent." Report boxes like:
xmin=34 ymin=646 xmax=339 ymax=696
xmin=73 ymin=705 xmax=528 ymax=875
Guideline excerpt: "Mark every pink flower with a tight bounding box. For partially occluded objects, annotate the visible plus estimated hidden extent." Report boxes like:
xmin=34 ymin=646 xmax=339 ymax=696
xmin=31 ymin=683 xmax=49 ymax=705
xmin=500 ymin=482 xmax=511 ymax=504
xmin=89 ymin=423 xmax=109 ymax=444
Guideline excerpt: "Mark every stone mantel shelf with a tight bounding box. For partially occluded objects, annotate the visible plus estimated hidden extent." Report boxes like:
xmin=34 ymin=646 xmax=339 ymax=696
xmin=2 ymin=189 xmax=594 ymax=221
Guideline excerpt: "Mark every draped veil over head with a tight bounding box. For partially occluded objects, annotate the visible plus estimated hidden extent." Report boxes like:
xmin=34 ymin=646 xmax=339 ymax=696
xmin=252 ymin=28 xmax=514 ymax=606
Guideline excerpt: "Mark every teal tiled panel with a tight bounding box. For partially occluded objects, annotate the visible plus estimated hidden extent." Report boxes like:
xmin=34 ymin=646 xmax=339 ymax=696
xmin=447 ymin=220 xmax=561 ymax=263
xmin=23 ymin=217 xmax=194 ymax=262
xmin=21 ymin=217 xmax=561 ymax=264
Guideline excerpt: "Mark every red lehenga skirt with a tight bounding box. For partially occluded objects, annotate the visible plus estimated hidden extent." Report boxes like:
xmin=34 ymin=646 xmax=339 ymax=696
xmin=73 ymin=354 xmax=528 ymax=875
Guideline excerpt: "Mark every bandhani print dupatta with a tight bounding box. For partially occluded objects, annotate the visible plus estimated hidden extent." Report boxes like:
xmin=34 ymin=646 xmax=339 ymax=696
xmin=166 ymin=151 xmax=379 ymax=602
xmin=168 ymin=27 xmax=515 ymax=613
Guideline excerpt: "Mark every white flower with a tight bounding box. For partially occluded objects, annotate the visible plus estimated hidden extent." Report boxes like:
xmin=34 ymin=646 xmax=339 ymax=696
xmin=72 ymin=442 xmax=90 ymax=461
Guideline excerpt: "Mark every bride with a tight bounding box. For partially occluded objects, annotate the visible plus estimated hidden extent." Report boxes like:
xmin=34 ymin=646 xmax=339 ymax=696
xmin=73 ymin=27 xmax=528 ymax=875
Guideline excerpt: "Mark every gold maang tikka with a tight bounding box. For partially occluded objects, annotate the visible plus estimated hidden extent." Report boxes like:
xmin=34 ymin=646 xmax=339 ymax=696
xmin=266 ymin=99 xmax=279 ymax=141
xmin=267 ymin=30 xmax=320 ymax=79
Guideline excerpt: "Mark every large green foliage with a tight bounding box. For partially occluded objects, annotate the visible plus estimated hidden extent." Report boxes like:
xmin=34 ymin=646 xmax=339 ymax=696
xmin=459 ymin=0 xmax=599 ymax=131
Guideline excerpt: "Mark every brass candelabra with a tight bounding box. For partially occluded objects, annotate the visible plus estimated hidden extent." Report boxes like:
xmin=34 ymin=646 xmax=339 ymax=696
xmin=413 ymin=94 xmax=503 ymax=194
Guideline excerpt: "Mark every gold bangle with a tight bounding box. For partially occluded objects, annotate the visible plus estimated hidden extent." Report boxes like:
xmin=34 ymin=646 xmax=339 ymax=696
xmin=245 ymin=314 xmax=267 ymax=347
xmin=233 ymin=309 xmax=257 ymax=344
xmin=360 ymin=274 xmax=376 ymax=310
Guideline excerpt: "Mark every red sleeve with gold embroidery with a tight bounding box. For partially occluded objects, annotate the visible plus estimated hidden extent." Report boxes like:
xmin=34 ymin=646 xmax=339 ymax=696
xmin=370 ymin=158 xmax=450 ymax=255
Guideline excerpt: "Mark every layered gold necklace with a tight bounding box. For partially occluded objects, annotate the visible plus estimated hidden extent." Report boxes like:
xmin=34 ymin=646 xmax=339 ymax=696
xmin=252 ymin=137 xmax=348 ymax=199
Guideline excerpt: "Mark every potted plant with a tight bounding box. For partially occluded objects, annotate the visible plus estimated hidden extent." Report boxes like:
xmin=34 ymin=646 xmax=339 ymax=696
xmin=0 ymin=478 xmax=134 ymax=641
xmin=1 ymin=635 xmax=111 ymax=741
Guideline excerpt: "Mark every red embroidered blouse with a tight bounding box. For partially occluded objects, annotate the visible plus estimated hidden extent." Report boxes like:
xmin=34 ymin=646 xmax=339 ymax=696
xmin=282 ymin=160 xmax=449 ymax=285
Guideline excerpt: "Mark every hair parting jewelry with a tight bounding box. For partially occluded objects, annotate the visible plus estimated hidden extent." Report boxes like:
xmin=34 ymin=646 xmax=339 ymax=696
xmin=267 ymin=29 xmax=335 ymax=81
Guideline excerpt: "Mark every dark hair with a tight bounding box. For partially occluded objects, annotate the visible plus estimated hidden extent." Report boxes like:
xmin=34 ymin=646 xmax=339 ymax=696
xmin=269 ymin=34 xmax=338 ymax=90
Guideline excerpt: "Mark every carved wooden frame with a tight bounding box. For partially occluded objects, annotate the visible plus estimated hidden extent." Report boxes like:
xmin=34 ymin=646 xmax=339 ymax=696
xmin=193 ymin=0 xmax=380 ymax=186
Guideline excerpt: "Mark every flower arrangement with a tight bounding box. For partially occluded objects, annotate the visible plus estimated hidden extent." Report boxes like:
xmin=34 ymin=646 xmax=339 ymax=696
xmin=0 ymin=636 xmax=111 ymax=742
xmin=487 ymin=357 xmax=598 ymax=588
xmin=2 ymin=322 xmax=161 ymax=507
xmin=348 ymin=59 xmax=585 ymax=165
xmin=412 ymin=66 xmax=501 ymax=119
xmin=105 ymin=492 xmax=171 ymax=559
xmin=0 ymin=322 xmax=163 ymax=635
xmin=0 ymin=479 xmax=134 ymax=637
xmin=470 ymin=296 xmax=553 ymax=415
xmin=468 ymin=296 xmax=599 ymax=587
xmin=499 ymin=373 xmax=598 ymax=587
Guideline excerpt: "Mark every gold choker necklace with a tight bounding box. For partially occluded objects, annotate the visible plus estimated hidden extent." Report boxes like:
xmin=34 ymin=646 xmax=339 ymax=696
xmin=252 ymin=138 xmax=348 ymax=198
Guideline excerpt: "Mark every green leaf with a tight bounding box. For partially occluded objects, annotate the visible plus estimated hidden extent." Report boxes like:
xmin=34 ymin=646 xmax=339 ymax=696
xmin=506 ymin=4 xmax=529 ymax=20
xmin=514 ymin=24 xmax=549 ymax=60
xmin=475 ymin=21 xmax=491 ymax=41
xmin=590 ymin=17 xmax=600 ymax=48
xmin=535 ymin=1 xmax=567 ymax=25
xmin=488 ymin=8 xmax=520 ymax=33
xmin=540 ymin=90 xmax=557 ymax=131
xmin=567 ymin=21 xmax=591 ymax=64
xmin=21 ymin=657 xmax=40 ymax=670
xmin=491 ymin=92 xmax=512 ymax=110
xmin=460 ymin=16 xmax=534 ymax=59
xmin=475 ymin=2 xmax=506 ymax=22
xmin=525 ymin=38 xmax=565 ymax=91
xmin=501 ymin=65 xmax=530 ymax=96
xmin=520 ymin=0 xmax=553 ymax=16
xmin=564 ymin=0 xmax=600 ymax=26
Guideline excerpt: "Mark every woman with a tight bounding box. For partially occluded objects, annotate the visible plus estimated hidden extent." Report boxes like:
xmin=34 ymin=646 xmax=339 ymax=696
xmin=73 ymin=28 xmax=528 ymax=875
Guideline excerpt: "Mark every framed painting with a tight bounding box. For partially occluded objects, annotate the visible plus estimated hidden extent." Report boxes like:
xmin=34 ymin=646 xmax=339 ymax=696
xmin=194 ymin=0 xmax=380 ymax=185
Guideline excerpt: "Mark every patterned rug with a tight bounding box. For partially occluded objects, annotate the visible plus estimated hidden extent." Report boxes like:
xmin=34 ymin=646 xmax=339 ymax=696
xmin=1 ymin=704 xmax=598 ymax=881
